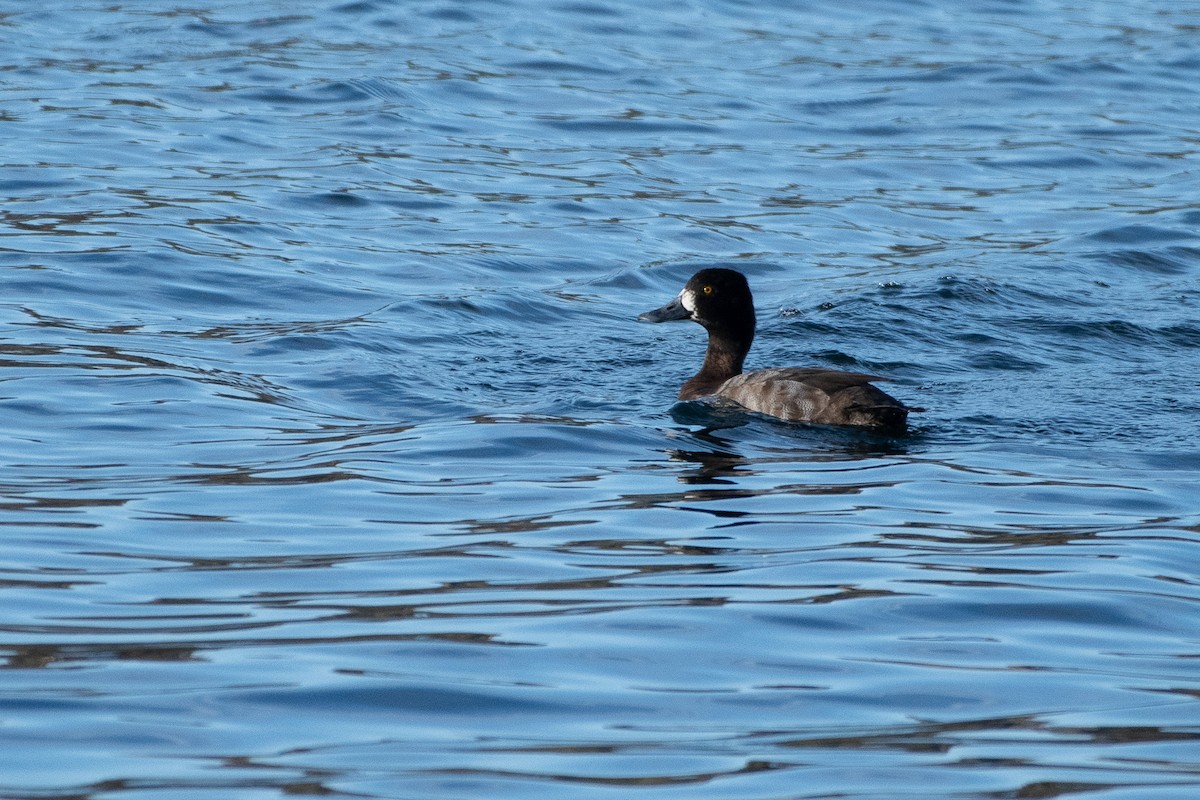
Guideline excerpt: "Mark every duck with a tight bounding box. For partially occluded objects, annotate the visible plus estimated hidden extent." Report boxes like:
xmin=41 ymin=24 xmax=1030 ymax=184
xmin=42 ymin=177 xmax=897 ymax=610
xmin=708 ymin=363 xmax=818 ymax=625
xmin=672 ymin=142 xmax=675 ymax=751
xmin=639 ymin=268 xmax=914 ymax=430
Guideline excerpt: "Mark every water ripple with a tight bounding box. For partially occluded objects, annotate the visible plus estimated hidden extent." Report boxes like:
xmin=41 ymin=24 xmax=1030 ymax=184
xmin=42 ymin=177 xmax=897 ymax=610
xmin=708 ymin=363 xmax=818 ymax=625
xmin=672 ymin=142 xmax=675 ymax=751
xmin=2 ymin=1 xmax=1199 ymax=798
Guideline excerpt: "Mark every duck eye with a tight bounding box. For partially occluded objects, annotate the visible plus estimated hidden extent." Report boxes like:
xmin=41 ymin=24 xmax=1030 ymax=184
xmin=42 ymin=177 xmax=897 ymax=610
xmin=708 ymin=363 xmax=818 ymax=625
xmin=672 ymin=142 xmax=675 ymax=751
xmin=702 ymin=285 xmax=713 ymax=295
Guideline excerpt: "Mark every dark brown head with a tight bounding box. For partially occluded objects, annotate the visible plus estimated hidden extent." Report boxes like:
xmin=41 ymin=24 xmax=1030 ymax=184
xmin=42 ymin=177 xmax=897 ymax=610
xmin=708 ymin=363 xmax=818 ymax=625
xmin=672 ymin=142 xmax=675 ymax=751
xmin=639 ymin=268 xmax=756 ymax=336
xmin=639 ymin=268 xmax=758 ymax=398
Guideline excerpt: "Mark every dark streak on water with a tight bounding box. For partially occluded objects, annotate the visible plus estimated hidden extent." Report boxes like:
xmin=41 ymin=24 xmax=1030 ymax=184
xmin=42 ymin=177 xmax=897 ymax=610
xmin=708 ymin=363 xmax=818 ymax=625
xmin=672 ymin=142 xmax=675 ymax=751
xmin=2 ymin=1 xmax=1200 ymax=798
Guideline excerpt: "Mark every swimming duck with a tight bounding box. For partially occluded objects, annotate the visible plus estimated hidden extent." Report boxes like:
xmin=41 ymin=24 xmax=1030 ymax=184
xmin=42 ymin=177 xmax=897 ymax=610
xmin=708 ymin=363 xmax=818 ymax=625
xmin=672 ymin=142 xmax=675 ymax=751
xmin=639 ymin=268 xmax=913 ymax=430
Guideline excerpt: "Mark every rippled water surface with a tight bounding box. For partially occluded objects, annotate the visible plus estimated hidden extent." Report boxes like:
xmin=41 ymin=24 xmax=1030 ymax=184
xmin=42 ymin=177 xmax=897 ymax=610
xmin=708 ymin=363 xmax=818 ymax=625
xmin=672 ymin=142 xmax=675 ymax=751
xmin=3 ymin=1 xmax=1200 ymax=798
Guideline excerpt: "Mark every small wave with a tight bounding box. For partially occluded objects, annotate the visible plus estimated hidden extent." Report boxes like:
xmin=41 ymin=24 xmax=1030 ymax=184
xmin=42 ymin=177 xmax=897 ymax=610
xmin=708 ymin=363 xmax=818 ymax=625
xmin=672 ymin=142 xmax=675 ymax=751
xmin=1086 ymin=224 xmax=1195 ymax=245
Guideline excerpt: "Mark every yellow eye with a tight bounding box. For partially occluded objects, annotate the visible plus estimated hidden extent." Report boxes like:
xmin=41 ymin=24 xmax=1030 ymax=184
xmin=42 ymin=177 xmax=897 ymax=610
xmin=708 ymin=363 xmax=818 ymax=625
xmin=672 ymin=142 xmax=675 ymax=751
xmin=702 ymin=285 xmax=714 ymax=295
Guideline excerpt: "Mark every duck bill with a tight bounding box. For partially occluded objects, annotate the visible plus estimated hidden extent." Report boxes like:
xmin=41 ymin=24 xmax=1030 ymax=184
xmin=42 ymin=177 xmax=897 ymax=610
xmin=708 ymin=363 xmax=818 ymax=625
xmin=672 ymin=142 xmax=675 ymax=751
xmin=639 ymin=295 xmax=691 ymax=323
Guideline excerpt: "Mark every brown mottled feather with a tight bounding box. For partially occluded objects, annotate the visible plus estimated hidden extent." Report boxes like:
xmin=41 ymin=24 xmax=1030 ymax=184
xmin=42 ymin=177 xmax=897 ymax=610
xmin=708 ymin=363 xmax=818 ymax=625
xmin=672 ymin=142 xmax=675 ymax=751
xmin=714 ymin=369 xmax=908 ymax=428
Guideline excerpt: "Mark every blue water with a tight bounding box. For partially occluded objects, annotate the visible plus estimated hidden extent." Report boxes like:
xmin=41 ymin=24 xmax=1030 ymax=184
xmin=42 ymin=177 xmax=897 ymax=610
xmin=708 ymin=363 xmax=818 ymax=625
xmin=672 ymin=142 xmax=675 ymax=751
xmin=2 ymin=1 xmax=1199 ymax=797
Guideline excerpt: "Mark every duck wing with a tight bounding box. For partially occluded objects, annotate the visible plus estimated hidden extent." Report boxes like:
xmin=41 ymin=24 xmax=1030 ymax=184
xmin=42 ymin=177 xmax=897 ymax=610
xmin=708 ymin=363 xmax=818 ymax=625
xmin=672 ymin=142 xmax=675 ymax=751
xmin=715 ymin=368 xmax=910 ymax=429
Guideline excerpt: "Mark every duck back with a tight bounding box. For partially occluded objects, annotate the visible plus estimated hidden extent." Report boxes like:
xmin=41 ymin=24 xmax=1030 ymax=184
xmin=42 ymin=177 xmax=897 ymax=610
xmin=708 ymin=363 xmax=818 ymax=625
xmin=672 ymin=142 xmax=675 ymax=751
xmin=715 ymin=368 xmax=909 ymax=429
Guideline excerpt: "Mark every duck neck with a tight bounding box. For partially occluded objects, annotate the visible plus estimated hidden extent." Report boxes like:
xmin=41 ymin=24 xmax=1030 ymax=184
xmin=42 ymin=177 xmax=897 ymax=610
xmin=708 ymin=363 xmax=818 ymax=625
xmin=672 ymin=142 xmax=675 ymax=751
xmin=679 ymin=326 xmax=753 ymax=400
